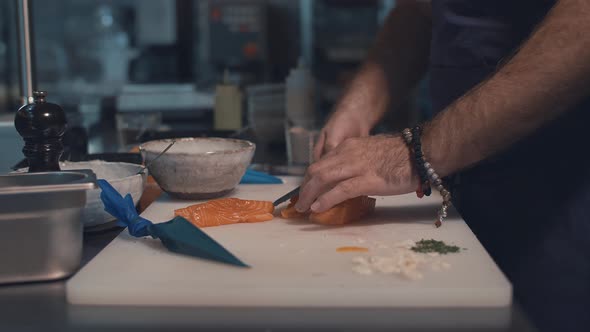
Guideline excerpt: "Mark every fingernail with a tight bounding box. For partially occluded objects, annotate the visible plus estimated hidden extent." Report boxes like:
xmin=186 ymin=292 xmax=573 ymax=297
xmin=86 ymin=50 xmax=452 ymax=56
xmin=310 ymin=201 xmax=321 ymax=212
xmin=294 ymin=204 xmax=305 ymax=213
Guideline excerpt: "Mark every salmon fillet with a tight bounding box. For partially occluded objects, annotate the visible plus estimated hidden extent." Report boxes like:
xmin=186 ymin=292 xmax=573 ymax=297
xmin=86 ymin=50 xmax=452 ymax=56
xmin=310 ymin=196 xmax=376 ymax=225
xmin=280 ymin=196 xmax=309 ymax=219
xmin=280 ymin=195 xmax=376 ymax=225
xmin=175 ymin=198 xmax=274 ymax=228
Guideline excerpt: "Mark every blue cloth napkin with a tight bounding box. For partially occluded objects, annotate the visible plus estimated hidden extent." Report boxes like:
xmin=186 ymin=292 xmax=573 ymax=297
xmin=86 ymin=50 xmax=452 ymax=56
xmin=240 ymin=169 xmax=282 ymax=184
xmin=97 ymin=179 xmax=249 ymax=267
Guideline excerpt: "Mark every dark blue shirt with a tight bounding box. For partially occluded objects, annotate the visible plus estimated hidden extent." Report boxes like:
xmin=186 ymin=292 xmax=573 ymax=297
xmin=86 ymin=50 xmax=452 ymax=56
xmin=429 ymin=2 xmax=590 ymax=332
xmin=430 ymin=0 xmax=555 ymax=111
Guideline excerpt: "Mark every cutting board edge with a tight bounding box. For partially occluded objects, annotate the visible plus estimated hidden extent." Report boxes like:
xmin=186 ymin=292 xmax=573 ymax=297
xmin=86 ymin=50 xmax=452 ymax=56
xmin=66 ymin=285 xmax=513 ymax=308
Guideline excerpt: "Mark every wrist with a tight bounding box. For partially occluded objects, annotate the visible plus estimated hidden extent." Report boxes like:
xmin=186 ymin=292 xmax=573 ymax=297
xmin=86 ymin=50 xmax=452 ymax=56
xmin=421 ymin=122 xmax=452 ymax=178
xmin=337 ymin=63 xmax=390 ymax=129
xmin=332 ymin=100 xmax=374 ymax=134
xmin=400 ymin=136 xmax=423 ymax=190
xmin=401 ymin=127 xmax=452 ymax=227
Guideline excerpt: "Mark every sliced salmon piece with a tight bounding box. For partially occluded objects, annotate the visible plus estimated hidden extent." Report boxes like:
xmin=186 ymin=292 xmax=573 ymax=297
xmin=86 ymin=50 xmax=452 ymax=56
xmin=310 ymin=196 xmax=376 ymax=225
xmin=280 ymin=195 xmax=376 ymax=225
xmin=280 ymin=196 xmax=309 ymax=219
xmin=175 ymin=198 xmax=274 ymax=228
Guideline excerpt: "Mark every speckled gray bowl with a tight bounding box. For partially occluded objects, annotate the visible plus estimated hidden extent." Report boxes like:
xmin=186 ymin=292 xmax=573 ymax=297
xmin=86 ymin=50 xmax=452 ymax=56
xmin=140 ymin=138 xmax=255 ymax=199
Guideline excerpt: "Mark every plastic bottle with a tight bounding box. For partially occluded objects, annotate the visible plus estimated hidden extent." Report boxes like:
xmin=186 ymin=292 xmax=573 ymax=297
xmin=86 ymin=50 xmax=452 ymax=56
xmin=214 ymin=69 xmax=243 ymax=131
xmin=285 ymin=58 xmax=317 ymax=165
xmin=285 ymin=57 xmax=315 ymax=127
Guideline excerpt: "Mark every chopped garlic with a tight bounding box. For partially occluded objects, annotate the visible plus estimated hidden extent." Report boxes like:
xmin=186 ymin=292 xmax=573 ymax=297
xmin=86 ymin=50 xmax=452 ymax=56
xmin=395 ymin=239 xmax=416 ymax=249
xmin=351 ymin=239 xmax=453 ymax=280
xmin=352 ymin=265 xmax=373 ymax=275
xmin=352 ymin=256 xmax=369 ymax=265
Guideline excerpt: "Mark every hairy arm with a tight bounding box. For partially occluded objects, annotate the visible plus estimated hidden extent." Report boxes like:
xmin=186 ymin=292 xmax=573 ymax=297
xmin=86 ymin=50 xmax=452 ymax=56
xmin=295 ymin=0 xmax=590 ymax=214
xmin=423 ymin=0 xmax=590 ymax=177
xmin=314 ymin=1 xmax=432 ymax=158
xmin=341 ymin=0 xmax=432 ymax=127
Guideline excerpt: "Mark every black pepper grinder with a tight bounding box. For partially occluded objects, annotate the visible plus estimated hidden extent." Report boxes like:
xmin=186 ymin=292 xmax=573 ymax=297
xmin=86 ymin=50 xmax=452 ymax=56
xmin=14 ymin=91 xmax=67 ymax=172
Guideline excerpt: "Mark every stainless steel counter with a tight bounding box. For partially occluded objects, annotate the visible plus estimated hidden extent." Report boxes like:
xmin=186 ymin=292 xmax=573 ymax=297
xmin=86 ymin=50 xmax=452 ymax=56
xmin=0 ymin=227 xmax=538 ymax=332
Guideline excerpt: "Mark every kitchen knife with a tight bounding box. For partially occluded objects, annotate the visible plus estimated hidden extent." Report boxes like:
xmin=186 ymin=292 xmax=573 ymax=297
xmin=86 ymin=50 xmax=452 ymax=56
xmin=273 ymin=186 xmax=300 ymax=206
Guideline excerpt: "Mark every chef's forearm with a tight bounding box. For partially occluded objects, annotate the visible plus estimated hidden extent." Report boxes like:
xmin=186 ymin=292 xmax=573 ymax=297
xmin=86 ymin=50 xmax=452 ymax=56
xmin=338 ymin=0 xmax=432 ymax=128
xmin=422 ymin=0 xmax=590 ymax=177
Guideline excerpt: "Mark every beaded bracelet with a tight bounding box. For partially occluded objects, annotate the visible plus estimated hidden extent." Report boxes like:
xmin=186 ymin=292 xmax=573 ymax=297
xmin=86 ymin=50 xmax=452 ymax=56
xmin=402 ymin=126 xmax=452 ymax=227
xmin=410 ymin=126 xmax=431 ymax=197
xmin=401 ymin=127 xmax=430 ymax=197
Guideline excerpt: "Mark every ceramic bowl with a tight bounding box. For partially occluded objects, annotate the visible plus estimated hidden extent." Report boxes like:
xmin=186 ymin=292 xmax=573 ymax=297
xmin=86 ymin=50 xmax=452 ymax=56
xmin=140 ymin=137 xmax=255 ymax=199
xmin=60 ymin=161 xmax=146 ymax=227
xmin=15 ymin=161 xmax=147 ymax=228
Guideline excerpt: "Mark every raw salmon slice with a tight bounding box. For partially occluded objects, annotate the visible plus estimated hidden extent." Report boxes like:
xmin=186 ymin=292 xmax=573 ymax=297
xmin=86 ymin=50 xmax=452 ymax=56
xmin=280 ymin=196 xmax=309 ymax=219
xmin=175 ymin=198 xmax=274 ymax=228
xmin=310 ymin=196 xmax=376 ymax=225
xmin=280 ymin=195 xmax=376 ymax=225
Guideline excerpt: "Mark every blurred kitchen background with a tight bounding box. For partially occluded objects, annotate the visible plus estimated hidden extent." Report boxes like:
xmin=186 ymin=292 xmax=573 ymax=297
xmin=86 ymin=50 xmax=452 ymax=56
xmin=0 ymin=0 xmax=431 ymax=172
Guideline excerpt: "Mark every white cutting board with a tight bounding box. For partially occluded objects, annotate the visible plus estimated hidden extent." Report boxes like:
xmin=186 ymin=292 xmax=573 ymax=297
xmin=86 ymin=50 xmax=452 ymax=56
xmin=67 ymin=177 xmax=511 ymax=308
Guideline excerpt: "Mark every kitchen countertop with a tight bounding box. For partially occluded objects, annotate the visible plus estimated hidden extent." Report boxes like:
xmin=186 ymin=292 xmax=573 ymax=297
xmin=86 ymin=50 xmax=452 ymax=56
xmin=0 ymin=225 xmax=539 ymax=332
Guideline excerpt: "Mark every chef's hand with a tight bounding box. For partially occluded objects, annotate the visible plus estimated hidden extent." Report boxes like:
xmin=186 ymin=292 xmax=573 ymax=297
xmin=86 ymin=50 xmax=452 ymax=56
xmin=313 ymin=107 xmax=371 ymax=161
xmin=296 ymin=135 xmax=420 ymax=213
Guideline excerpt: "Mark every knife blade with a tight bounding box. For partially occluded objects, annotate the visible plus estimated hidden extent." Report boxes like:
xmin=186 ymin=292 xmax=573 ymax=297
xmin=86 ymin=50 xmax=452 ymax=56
xmin=273 ymin=186 xmax=300 ymax=206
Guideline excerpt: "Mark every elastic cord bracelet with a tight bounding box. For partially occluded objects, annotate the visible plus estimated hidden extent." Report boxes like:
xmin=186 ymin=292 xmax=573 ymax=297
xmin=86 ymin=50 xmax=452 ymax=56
xmin=402 ymin=126 xmax=452 ymax=227
xmin=410 ymin=126 xmax=432 ymax=197
xmin=401 ymin=126 xmax=430 ymax=197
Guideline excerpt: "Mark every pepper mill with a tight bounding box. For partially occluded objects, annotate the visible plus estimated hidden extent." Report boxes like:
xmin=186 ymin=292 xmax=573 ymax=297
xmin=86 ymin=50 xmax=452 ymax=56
xmin=14 ymin=91 xmax=67 ymax=172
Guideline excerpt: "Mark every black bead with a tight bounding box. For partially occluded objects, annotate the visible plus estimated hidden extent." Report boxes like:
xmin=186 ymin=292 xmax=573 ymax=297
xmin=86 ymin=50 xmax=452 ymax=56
xmin=409 ymin=124 xmax=432 ymax=193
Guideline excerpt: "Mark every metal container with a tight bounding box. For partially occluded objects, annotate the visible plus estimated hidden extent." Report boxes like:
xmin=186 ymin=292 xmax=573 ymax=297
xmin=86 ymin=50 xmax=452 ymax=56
xmin=0 ymin=171 xmax=95 ymax=284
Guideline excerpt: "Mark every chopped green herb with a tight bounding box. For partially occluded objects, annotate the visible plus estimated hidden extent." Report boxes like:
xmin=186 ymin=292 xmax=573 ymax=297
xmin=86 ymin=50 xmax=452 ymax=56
xmin=411 ymin=239 xmax=461 ymax=254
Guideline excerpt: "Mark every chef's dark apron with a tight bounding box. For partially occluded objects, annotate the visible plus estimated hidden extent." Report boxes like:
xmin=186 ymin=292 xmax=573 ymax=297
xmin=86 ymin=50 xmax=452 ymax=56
xmin=429 ymin=1 xmax=590 ymax=331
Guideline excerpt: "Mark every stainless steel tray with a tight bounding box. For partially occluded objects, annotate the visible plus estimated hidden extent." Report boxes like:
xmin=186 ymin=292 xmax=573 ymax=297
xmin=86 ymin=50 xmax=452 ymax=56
xmin=0 ymin=171 xmax=95 ymax=284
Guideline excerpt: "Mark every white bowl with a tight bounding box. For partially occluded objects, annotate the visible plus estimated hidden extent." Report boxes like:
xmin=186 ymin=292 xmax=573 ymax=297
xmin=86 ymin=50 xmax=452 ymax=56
xmin=140 ymin=137 xmax=255 ymax=199
xmin=59 ymin=161 xmax=146 ymax=227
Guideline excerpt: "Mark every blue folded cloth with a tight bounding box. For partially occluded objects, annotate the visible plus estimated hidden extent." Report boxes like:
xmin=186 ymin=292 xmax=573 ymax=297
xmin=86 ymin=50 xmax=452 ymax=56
xmin=97 ymin=179 xmax=249 ymax=267
xmin=240 ymin=169 xmax=282 ymax=184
